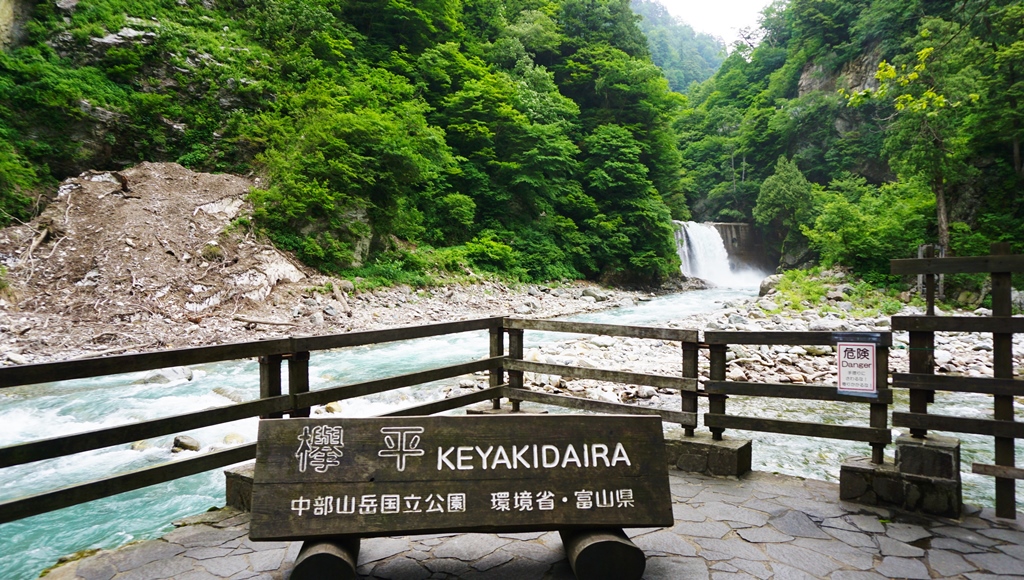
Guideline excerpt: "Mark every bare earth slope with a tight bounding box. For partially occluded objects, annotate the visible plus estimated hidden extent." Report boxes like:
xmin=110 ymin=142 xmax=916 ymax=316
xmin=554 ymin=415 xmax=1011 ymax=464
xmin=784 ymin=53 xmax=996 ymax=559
xmin=0 ymin=163 xmax=641 ymax=364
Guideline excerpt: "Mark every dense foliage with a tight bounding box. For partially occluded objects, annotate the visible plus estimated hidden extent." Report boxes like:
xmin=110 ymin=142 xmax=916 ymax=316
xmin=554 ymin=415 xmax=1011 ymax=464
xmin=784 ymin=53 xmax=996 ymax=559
xmin=0 ymin=0 xmax=687 ymax=285
xmin=681 ymin=0 xmax=1024 ymax=285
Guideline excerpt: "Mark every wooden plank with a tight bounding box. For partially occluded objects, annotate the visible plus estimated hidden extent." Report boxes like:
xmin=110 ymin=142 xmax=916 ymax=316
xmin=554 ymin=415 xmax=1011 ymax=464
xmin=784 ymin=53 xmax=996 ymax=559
xmin=293 ymin=358 xmax=505 ymax=409
xmin=505 ymin=318 xmax=697 ymax=342
xmin=381 ymin=388 xmax=507 ymax=417
xmin=704 ymin=381 xmax=892 ymax=404
xmin=703 ymin=331 xmax=892 ymax=347
xmin=891 ymin=255 xmax=1024 ymax=275
xmin=0 ymin=396 xmax=289 ymax=469
xmin=0 ymin=444 xmax=256 ymax=525
xmin=293 ymin=318 xmax=505 ymax=352
xmin=972 ymin=463 xmax=1024 ymax=480
xmin=0 ymin=317 xmax=506 ymax=390
xmin=249 ymin=415 xmax=674 ymax=540
xmin=501 ymin=388 xmax=696 ymax=427
xmin=891 ymin=316 xmax=1024 ymax=333
xmin=0 ymin=339 xmax=291 ymax=389
xmin=893 ymin=412 xmax=1024 ymax=438
xmin=892 ymin=373 xmax=1024 ymax=397
xmin=505 ymin=360 xmax=697 ymax=392
xmin=703 ymin=414 xmax=891 ymax=443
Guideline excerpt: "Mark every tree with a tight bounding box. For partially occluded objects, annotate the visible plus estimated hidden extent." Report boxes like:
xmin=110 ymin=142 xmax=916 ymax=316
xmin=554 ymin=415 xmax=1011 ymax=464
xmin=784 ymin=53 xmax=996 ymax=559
xmin=754 ymin=156 xmax=815 ymax=256
xmin=845 ymin=18 xmax=981 ymax=251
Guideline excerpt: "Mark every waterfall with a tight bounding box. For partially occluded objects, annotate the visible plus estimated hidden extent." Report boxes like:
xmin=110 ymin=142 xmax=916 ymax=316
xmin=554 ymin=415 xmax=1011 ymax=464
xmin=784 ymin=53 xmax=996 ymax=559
xmin=674 ymin=221 xmax=767 ymax=288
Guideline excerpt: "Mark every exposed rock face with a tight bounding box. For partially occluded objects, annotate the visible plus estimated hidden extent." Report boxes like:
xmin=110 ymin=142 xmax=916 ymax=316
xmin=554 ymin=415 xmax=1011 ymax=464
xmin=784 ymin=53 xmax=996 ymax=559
xmin=798 ymin=63 xmax=835 ymax=97
xmin=839 ymin=45 xmax=884 ymax=94
xmin=0 ymin=0 xmax=32 ymax=48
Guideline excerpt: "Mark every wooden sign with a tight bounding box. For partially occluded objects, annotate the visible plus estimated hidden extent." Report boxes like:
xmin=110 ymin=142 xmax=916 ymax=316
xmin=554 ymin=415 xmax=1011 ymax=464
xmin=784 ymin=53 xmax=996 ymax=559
xmin=837 ymin=342 xmax=877 ymax=396
xmin=249 ymin=414 xmax=673 ymax=541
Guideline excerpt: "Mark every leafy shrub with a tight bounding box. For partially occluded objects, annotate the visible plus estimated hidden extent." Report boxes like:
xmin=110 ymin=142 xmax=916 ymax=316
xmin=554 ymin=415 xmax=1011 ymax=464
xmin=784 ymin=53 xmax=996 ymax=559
xmin=804 ymin=176 xmax=934 ymax=284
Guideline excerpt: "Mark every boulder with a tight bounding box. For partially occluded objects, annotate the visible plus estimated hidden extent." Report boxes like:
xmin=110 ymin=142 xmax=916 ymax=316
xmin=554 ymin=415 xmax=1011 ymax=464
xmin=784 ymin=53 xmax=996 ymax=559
xmin=172 ymin=435 xmax=201 ymax=452
xmin=223 ymin=433 xmax=246 ymax=445
xmin=759 ymin=274 xmax=783 ymax=296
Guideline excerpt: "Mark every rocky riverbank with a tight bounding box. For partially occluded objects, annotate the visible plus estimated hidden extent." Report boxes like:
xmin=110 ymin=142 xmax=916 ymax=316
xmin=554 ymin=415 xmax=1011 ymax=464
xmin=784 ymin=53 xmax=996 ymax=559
xmin=0 ymin=162 xmax=702 ymax=366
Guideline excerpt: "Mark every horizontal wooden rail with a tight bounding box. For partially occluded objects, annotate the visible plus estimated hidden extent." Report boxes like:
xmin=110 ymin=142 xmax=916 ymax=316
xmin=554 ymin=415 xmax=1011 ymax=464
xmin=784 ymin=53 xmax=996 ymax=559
xmin=505 ymin=360 xmax=697 ymax=391
xmin=891 ymin=316 xmax=1024 ymax=333
xmin=294 ymin=357 xmax=505 ymax=409
xmin=704 ymin=414 xmax=891 ymax=443
xmin=0 ymin=444 xmax=256 ymax=525
xmin=504 ymin=318 xmax=698 ymax=342
xmin=0 ymin=317 xmax=504 ymax=389
xmin=704 ymin=381 xmax=892 ymax=404
xmin=0 ymin=395 xmax=290 ymax=469
xmin=892 ymin=373 xmax=1024 ymax=397
xmin=893 ymin=412 xmax=1024 ymax=438
xmin=502 ymin=387 xmax=696 ymax=427
xmin=972 ymin=463 xmax=1024 ymax=480
xmin=381 ymin=387 xmax=507 ymax=417
xmin=704 ymin=331 xmax=892 ymax=346
xmin=891 ymin=255 xmax=1024 ymax=275
xmin=290 ymin=317 xmax=504 ymax=353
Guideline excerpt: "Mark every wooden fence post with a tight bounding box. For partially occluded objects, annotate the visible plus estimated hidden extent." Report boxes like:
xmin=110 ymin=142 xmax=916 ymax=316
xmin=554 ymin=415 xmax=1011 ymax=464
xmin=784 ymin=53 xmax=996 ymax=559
xmin=507 ymin=328 xmax=524 ymax=412
xmin=682 ymin=341 xmax=698 ymax=437
xmin=288 ymin=351 xmax=311 ymax=418
xmin=990 ymin=242 xmax=1016 ymax=518
xmin=708 ymin=344 xmax=727 ymax=441
xmin=490 ymin=324 xmax=505 ymax=410
xmin=259 ymin=354 xmax=283 ymax=419
xmin=871 ymin=343 xmax=889 ymax=464
xmin=909 ymin=246 xmax=935 ymax=438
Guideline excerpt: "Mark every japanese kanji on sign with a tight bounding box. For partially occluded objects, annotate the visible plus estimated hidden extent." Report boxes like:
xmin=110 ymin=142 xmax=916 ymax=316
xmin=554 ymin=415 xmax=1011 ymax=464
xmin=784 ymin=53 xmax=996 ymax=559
xmin=836 ymin=342 xmax=877 ymax=396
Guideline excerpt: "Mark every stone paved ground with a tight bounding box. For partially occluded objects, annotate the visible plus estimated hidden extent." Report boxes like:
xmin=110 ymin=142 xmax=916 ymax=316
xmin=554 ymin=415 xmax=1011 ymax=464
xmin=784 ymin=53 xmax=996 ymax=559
xmin=42 ymin=470 xmax=1023 ymax=580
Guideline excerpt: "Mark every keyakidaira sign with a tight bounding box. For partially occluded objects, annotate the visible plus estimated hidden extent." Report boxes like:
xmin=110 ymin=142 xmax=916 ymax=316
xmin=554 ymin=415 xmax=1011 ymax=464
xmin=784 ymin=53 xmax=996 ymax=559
xmin=249 ymin=414 xmax=673 ymax=540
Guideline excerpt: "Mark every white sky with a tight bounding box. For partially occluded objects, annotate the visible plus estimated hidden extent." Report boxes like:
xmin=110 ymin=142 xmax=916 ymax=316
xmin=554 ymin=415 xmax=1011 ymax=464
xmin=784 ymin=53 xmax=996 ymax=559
xmin=655 ymin=0 xmax=775 ymax=47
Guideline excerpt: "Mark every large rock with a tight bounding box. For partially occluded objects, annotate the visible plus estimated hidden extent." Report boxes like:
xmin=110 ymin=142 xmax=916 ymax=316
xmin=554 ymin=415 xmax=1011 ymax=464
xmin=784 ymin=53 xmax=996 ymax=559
xmin=172 ymin=435 xmax=201 ymax=452
xmin=759 ymin=275 xmax=783 ymax=296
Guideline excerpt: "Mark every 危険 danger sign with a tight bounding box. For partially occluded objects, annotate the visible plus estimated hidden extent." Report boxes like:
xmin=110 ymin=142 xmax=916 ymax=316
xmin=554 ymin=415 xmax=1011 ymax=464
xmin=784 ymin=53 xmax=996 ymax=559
xmin=837 ymin=342 xmax=877 ymax=396
xmin=249 ymin=414 xmax=673 ymax=540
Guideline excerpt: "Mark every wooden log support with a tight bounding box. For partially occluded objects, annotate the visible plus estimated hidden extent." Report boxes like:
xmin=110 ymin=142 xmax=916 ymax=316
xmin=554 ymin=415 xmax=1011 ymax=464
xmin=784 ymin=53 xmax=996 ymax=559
xmin=682 ymin=341 xmax=698 ymax=437
xmin=708 ymin=344 xmax=727 ymax=441
xmin=287 ymin=351 xmax=311 ymax=418
xmin=990 ymin=242 xmax=1017 ymax=519
xmin=560 ymin=528 xmax=646 ymax=580
xmin=291 ymin=537 xmax=360 ymax=580
xmin=259 ymin=354 xmax=284 ymax=419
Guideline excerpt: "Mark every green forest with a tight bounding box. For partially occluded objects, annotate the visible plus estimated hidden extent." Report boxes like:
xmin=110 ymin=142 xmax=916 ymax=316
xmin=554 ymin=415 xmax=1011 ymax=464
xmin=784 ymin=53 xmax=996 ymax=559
xmin=1 ymin=0 xmax=1022 ymax=290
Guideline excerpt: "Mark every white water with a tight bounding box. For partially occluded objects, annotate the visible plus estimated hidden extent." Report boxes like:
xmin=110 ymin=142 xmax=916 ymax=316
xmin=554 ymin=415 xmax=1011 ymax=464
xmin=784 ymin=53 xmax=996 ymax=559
xmin=675 ymin=221 xmax=767 ymax=288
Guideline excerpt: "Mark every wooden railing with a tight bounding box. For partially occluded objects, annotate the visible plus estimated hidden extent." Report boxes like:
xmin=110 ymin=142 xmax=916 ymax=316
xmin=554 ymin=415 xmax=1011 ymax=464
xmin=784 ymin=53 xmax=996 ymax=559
xmin=0 ymin=318 xmax=506 ymax=524
xmin=0 ymin=286 xmax=1018 ymax=524
xmin=703 ymin=331 xmax=892 ymax=464
xmin=501 ymin=319 xmax=700 ymax=430
xmin=891 ymin=242 xmax=1024 ymax=519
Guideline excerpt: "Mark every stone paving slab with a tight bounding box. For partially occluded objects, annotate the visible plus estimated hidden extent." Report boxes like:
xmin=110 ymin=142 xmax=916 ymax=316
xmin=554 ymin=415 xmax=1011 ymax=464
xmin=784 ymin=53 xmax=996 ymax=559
xmin=42 ymin=470 xmax=1023 ymax=579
